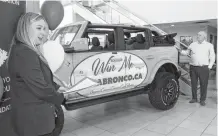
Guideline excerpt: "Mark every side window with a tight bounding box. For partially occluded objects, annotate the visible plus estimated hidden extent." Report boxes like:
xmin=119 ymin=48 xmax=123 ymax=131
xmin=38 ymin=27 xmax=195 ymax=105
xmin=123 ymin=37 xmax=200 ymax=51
xmin=82 ymin=28 xmax=116 ymax=52
xmin=52 ymin=25 xmax=81 ymax=48
xmin=88 ymin=34 xmax=106 ymax=50
xmin=151 ymin=31 xmax=177 ymax=47
xmin=124 ymin=29 xmax=150 ymax=50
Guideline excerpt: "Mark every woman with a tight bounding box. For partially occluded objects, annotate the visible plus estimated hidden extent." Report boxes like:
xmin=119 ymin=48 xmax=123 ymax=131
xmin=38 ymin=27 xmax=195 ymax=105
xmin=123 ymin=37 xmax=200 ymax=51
xmin=7 ymin=12 xmax=68 ymax=136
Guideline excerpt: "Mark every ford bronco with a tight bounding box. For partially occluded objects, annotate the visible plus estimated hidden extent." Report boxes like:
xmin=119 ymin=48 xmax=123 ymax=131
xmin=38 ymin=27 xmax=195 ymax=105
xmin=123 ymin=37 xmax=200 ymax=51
xmin=45 ymin=21 xmax=181 ymax=135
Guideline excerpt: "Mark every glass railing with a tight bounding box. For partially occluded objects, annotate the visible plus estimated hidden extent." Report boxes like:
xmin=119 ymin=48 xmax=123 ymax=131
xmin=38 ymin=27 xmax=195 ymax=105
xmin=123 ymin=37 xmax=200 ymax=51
xmin=74 ymin=0 xmax=135 ymax=24
xmin=76 ymin=1 xmax=108 ymax=23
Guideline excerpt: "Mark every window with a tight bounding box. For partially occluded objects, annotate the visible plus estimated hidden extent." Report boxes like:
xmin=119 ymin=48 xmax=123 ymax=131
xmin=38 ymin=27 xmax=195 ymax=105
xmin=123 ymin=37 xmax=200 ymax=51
xmin=123 ymin=28 xmax=150 ymax=50
xmin=87 ymin=34 xmax=106 ymax=49
xmin=51 ymin=25 xmax=81 ymax=47
xmin=83 ymin=27 xmax=116 ymax=51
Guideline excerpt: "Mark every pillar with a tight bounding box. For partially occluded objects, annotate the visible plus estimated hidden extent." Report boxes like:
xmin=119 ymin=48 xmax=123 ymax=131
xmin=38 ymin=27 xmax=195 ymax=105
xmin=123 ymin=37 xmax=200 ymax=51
xmin=26 ymin=1 xmax=40 ymax=13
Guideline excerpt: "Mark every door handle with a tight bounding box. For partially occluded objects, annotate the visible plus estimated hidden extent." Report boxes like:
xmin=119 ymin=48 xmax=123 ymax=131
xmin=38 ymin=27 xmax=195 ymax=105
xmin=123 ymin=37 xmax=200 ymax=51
xmin=146 ymin=55 xmax=154 ymax=59
xmin=112 ymin=52 xmax=117 ymax=54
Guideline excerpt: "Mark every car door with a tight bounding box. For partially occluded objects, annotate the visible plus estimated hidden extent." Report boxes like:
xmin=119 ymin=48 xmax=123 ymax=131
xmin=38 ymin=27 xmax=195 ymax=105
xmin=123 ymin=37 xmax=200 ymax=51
xmin=71 ymin=50 xmax=126 ymax=98
xmin=123 ymin=49 xmax=155 ymax=89
xmin=63 ymin=27 xmax=127 ymax=99
xmin=122 ymin=29 xmax=156 ymax=90
xmin=50 ymin=21 xmax=88 ymax=88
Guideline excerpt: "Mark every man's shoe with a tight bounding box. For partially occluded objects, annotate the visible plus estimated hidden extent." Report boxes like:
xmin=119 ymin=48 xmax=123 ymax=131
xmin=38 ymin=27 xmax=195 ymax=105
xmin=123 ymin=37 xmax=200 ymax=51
xmin=200 ymin=101 xmax=206 ymax=106
xmin=189 ymin=99 xmax=197 ymax=103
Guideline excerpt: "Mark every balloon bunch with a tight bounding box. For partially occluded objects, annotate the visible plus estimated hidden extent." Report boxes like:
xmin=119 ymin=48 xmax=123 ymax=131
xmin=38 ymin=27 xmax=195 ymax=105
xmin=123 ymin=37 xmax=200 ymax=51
xmin=40 ymin=1 xmax=65 ymax=77
xmin=41 ymin=1 xmax=64 ymax=30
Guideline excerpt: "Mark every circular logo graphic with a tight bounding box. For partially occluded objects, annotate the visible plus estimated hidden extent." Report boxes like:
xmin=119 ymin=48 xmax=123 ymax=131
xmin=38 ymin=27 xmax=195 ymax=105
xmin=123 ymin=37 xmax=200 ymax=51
xmin=70 ymin=52 xmax=147 ymax=96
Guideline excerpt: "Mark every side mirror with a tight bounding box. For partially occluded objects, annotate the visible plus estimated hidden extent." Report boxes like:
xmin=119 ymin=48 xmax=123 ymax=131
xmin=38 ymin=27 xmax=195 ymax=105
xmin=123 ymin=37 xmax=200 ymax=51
xmin=70 ymin=38 xmax=88 ymax=51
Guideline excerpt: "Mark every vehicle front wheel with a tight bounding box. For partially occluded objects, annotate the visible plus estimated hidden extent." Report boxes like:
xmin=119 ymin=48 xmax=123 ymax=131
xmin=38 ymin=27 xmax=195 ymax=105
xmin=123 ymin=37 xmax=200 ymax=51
xmin=53 ymin=105 xmax=64 ymax=136
xmin=148 ymin=72 xmax=180 ymax=110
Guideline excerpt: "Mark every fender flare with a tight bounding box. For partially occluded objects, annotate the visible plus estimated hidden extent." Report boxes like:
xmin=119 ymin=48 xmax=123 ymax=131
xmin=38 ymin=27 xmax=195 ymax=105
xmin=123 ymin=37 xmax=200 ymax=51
xmin=148 ymin=59 xmax=180 ymax=82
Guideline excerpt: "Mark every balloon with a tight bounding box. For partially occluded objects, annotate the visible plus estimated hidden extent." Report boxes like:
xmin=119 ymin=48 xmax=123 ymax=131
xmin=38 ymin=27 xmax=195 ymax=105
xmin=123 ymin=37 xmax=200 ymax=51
xmin=43 ymin=40 xmax=65 ymax=73
xmin=41 ymin=1 xmax=64 ymax=30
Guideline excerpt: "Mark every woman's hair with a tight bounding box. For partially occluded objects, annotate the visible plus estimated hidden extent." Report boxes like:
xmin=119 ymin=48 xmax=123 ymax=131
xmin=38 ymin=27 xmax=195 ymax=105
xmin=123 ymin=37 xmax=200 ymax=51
xmin=7 ymin=12 xmax=48 ymax=66
xmin=15 ymin=12 xmax=46 ymax=50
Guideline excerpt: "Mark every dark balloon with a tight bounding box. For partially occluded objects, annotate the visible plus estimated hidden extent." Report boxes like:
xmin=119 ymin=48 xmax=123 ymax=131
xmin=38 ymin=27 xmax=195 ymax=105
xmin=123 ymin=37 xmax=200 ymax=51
xmin=41 ymin=1 xmax=64 ymax=30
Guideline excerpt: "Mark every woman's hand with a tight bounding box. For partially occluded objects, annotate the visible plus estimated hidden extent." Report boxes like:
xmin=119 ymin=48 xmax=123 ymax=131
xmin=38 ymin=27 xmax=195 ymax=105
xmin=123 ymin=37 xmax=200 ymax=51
xmin=57 ymin=86 xmax=68 ymax=93
xmin=63 ymin=93 xmax=70 ymax=100
xmin=58 ymin=87 xmax=72 ymax=100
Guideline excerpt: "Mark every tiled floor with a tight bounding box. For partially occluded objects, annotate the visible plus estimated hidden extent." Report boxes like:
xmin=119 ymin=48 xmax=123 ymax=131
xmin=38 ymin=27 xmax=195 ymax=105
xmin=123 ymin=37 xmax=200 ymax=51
xmin=60 ymin=90 xmax=217 ymax=136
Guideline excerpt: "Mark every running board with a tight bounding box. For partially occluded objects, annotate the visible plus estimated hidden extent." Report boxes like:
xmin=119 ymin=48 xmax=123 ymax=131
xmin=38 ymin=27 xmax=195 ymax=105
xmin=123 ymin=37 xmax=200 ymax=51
xmin=64 ymin=87 xmax=148 ymax=111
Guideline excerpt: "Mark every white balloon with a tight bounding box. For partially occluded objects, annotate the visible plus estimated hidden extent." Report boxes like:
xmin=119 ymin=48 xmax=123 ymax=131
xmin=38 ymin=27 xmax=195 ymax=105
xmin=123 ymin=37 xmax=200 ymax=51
xmin=42 ymin=40 xmax=65 ymax=73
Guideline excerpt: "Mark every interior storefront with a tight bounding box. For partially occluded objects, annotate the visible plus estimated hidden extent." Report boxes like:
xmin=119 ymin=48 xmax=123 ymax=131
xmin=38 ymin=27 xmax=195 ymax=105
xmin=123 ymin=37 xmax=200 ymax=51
xmin=0 ymin=1 xmax=217 ymax=136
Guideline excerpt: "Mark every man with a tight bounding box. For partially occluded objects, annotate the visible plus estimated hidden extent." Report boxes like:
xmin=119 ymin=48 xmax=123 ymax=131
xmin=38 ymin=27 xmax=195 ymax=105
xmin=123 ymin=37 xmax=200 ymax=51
xmin=180 ymin=31 xmax=215 ymax=106
xmin=124 ymin=32 xmax=134 ymax=44
xmin=124 ymin=32 xmax=134 ymax=50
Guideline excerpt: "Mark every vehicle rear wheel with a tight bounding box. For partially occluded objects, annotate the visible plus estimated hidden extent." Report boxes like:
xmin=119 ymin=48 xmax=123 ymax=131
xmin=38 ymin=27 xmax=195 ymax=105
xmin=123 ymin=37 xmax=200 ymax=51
xmin=148 ymin=72 xmax=180 ymax=110
xmin=53 ymin=105 xmax=64 ymax=136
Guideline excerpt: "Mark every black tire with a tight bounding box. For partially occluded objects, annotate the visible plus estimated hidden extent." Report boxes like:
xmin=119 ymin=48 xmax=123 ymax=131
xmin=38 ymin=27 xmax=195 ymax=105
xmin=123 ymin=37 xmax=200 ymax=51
xmin=148 ymin=72 xmax=180 ymax=110
xmin=53 ymin=105 xmax=64 ymax=136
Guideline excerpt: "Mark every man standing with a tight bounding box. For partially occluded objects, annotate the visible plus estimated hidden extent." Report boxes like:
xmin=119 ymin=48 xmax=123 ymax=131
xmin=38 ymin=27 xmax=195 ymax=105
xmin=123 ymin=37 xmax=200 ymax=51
xmin=180 ymin=31 xmax=215 ymax=106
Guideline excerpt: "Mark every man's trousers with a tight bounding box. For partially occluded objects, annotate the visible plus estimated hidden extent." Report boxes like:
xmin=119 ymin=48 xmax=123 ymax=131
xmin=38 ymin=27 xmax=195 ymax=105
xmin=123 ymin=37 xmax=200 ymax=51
xmin=189 ymin=65 xmax=209 ymax=101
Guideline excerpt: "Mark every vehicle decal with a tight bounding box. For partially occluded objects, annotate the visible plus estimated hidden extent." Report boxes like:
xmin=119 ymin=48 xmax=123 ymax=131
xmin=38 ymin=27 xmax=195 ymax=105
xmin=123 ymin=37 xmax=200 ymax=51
xmin=68 ymin=52 xmax=147 ymax=97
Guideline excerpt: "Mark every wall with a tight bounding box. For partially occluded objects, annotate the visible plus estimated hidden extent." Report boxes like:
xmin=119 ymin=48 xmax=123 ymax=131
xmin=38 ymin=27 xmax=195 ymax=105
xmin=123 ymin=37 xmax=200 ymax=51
xmin=207 ymin=26 xmax=217 ymax=52
xmin=26 ymin=1 xmax=39 ymax=13
xmin=157 ymin=24 xmax=208 ymax=43
xmin=159 ymin=24 xmax=217 ymax=55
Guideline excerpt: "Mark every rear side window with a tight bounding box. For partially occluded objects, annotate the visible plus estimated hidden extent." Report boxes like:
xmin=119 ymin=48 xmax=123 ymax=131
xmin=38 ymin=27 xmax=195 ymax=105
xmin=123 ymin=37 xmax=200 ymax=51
xmin=124 ymin=28 xmax=150 ymax=50
xmin=83 ymin=27 xmax=116 ymax=52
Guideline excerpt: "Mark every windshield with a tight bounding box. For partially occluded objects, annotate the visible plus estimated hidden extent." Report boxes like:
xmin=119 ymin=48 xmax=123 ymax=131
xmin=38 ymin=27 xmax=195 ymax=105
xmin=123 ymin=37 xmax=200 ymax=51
xmin=51 ymin=25 xmax=81 ymax=46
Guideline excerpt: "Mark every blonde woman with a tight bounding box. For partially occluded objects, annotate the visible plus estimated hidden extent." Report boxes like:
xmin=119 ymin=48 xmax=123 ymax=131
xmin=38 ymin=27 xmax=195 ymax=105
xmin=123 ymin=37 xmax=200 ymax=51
xmin=7 ymin=12 xmax=68 ymax=136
